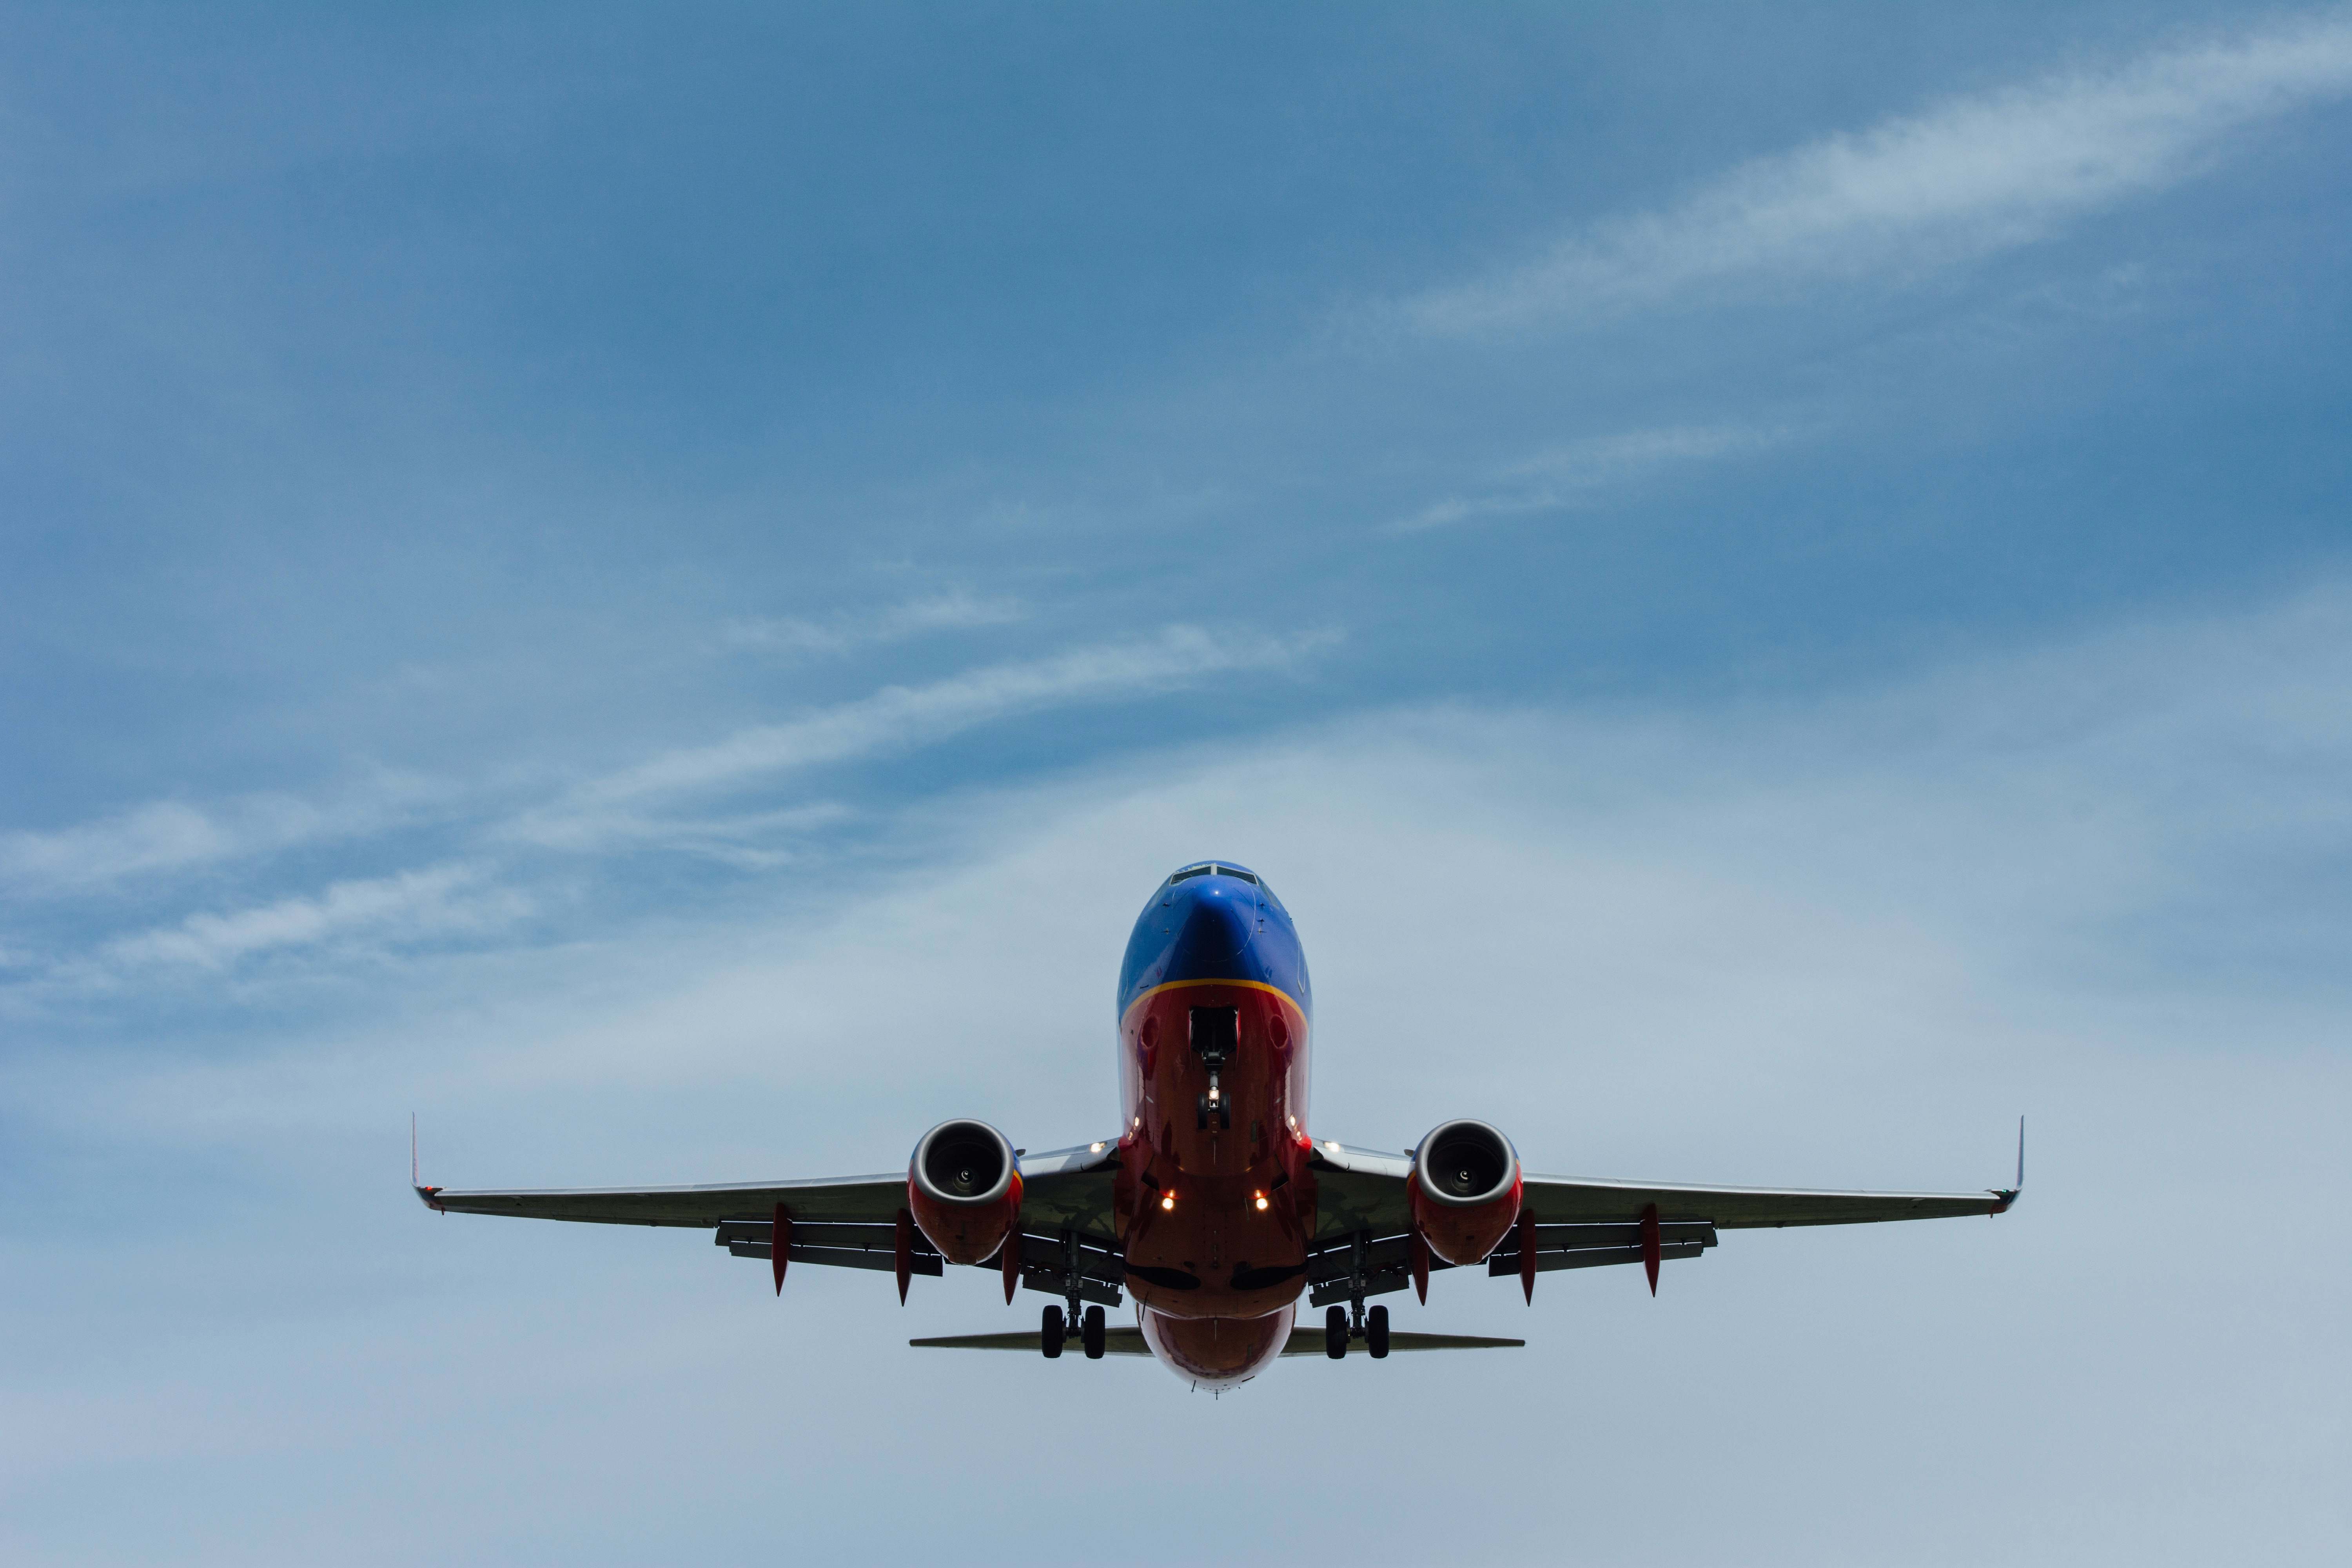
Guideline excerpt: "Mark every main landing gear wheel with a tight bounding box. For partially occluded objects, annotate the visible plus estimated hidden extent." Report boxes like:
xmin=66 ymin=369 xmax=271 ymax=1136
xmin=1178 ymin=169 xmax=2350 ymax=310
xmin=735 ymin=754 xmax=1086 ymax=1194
xmin=1325 ymin=1304 xmax=1348 ymax=1359
xmin=1041 ymin=1304 xmax=1065 ymax=1359
xmin=1367 ymin=1303 xmax=1390 ymax=1359
xmin=1082 ymin=1304 xmax=1106 ymax=1359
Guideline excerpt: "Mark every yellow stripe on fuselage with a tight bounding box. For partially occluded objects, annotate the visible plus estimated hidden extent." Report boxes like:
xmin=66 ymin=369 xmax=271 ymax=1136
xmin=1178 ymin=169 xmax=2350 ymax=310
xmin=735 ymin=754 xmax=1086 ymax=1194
xmin=1120 ymin=976 xmax=1306 ymax=1025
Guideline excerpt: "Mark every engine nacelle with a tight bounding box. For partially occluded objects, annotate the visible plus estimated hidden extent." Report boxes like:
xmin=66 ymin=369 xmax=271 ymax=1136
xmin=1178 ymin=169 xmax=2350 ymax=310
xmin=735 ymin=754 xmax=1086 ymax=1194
xmin=1408 ymin=1118 xmax=1524 ymax=1267
xmin=907 ymin=1119 xmax=1024 ymax=1266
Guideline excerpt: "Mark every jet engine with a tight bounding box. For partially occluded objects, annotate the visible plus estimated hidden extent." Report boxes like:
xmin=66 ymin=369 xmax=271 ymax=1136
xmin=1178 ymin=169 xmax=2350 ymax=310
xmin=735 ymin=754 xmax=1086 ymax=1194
xmin=1408 ymin=1118 xmax=1523 ymax=1267
xmin=907 ymin=1119 xmax=1024 ymax=1266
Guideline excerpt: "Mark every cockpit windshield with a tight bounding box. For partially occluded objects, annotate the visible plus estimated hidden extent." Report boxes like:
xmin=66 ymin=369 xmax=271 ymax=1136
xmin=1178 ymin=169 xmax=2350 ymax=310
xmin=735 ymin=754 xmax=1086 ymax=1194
xmin=1167 ymin=863 xmax=1267 ymax=892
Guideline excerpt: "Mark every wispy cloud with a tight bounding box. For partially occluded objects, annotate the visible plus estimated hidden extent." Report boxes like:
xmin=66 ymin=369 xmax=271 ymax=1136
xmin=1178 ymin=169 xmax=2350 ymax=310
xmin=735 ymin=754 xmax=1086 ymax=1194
xmin=1393 ymin=425 xmax=1793 ymax=532
xmin=720 ymin=590 xmax=1028 ymax=656
xmin=1396 ymin=9 xmax=2352 ymax=335
xmin=0 ymin=780 xmax=441 ymax=898
xmin=510 ymin=624 xmax=1339 ymax=850
xmin=97 ymin=862 xmax=528 ymax=971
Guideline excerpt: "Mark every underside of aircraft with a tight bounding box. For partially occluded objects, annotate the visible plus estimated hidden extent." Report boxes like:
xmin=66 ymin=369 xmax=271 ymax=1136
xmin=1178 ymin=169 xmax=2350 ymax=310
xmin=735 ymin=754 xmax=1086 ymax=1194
xmin=419 ymin=860 xmax=2020 ymax=1390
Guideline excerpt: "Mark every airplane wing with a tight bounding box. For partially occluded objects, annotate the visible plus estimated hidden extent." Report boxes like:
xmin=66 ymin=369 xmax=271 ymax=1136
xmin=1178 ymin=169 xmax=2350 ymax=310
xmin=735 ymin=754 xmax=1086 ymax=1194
xmin=910 ymin=1327 xmax=1523 ymax=1356
xmin=417 ymin=1140 xmax=1124 ymax=1296
xmin=1304 ymin=1131 xmax=2020 ymax=1301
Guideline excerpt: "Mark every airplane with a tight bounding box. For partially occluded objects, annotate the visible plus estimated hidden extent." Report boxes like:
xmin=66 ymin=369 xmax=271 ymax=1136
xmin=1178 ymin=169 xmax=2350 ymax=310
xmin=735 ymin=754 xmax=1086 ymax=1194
xmin=417 ymin=859 xmax=2022 ymax=1390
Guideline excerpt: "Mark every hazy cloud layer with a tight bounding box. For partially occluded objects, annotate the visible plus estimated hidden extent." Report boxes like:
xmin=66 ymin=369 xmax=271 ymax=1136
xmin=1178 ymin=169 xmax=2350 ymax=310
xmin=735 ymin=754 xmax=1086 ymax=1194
xmin=1397 ymin=9 xmax=2352 ymax=334
xmin=8 ymin=582 xmax=2345 ymax=1564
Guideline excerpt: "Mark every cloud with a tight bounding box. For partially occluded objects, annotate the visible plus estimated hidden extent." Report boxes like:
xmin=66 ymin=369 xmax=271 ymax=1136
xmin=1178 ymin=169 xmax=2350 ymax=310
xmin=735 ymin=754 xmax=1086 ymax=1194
xmin=98 ymin=862 xmax=529 ymax=971
xmin=1393 ymin=424 xmax=1794 ymax=532
xmin=720 ymin=590 xmax=1029 ymax=655
xmin=0 ymin=780 xmax=443 ymax=898
xmin=11 ymin=581 xmax=2350 ymax=1563
xmin=1396 ymin=9 xmax=2352 ymax=334
xmin=509 ymin=624 xmax=1339 ymax=849
xmin=1 ymin=798 xmax=314 ymax=895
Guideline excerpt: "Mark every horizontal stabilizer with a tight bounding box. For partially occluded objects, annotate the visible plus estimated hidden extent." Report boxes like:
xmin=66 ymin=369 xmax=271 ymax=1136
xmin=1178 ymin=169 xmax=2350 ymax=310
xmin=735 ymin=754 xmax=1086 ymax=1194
xmin=913 ymin=1328 xmax=1155 ymax=1356
xmin=909 ymin=1327 xmax=1524 ymax=1356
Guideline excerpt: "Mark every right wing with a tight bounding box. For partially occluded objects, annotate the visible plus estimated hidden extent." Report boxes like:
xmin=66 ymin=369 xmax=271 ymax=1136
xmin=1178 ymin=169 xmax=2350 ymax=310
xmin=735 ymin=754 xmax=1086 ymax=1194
xmin=1303 ymin=1133 xmax=2020 ymax=1301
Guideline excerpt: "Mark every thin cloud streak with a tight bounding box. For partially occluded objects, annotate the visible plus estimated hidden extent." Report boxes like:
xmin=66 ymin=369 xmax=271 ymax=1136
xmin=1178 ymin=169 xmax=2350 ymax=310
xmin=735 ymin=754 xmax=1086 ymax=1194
xmin=97 ymin=862 xmax=528 ymax=971
xmin=512 ymin=624 xmax=1339 ymax=849
xmin=721 ymin=590 xmax=1029 ymax=656
xmin=1392 ymin=425 xmax=1793 ymax=533
xmin=0 ymin=783 xmax=439 ymax=897
xmin=1396 ymin=8 xmax=2352 ymax=335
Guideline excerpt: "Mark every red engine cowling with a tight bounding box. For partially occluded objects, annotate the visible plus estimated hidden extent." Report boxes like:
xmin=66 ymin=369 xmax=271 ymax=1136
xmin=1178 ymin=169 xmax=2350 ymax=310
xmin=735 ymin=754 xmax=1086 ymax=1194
xmin=907 ymin=1119 xmax=1024 ymax=1266
xmin=1408 ymin=1118 xmax=1524 ymax=1267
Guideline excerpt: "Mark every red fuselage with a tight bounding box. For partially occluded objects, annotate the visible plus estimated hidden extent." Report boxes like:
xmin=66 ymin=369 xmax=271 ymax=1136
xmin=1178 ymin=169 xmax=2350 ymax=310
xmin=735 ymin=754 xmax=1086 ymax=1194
xmin=1111 ymin=864 xmax=1316 ymax=1387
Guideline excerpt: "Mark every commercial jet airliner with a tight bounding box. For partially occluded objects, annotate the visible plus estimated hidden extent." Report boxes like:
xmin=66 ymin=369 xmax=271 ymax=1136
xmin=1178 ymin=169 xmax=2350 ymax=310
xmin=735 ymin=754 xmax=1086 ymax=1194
xmin=419 ymin=861 xmax=2020 ymax=1389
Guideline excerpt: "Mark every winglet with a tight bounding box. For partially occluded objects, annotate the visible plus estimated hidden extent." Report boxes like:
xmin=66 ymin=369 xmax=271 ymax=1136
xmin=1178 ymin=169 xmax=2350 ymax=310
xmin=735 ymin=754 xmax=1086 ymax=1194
xmin=412 ymin=1114 xmax=444 ymax=1212
xmin=1988 ymin=1115 xmax=2024 ymax=1215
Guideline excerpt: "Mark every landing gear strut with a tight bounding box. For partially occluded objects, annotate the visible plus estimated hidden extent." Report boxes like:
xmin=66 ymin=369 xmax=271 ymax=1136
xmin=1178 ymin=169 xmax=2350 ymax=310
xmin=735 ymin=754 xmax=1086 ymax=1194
xmin=1041 ymin=1230 xmax=1107 ymax=1361
xmin=1326 ymin=1231 xmax=1391 ymax=1359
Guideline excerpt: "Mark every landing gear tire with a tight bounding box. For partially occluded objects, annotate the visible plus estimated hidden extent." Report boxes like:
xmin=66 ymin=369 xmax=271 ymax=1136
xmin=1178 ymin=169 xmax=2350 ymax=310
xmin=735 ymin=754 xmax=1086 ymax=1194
xmin=1325 ymin=1304 xmax=1348 ymax=1359
xmin=1082 ymin=1304 xmax=1106 ymax=1359
xmin=1042 ymin=1304 xmax=1065 ymax=1359
xmin=1367 ymin=1303 xmax=1390 ymax=1359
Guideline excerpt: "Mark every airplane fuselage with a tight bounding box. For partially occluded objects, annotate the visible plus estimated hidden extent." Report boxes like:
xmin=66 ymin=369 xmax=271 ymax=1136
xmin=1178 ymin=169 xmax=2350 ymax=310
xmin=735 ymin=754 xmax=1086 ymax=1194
xmin=1112 ymin=862 xmax=1317 ymax=1386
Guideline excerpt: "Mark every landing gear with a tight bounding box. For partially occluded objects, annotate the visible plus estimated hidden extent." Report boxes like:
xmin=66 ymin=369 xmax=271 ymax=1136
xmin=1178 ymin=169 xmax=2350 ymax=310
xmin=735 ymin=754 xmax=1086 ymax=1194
xmin=1191 ymin=1006 xmax=1236 ymax=1131
xmin=1083 ymin=1304 xmax=1106 ymax=1359
xmin=1041 ymin=1303 xmax=1064 ymax=1359
xmin=1325 ymin=1232 xmax=1392 ymax=1362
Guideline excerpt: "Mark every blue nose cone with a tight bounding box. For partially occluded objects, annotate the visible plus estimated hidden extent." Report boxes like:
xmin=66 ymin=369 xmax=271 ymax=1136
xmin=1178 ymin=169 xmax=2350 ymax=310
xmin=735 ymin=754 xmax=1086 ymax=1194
xmin=1167 ymin=879 xmax=1256 ymax=973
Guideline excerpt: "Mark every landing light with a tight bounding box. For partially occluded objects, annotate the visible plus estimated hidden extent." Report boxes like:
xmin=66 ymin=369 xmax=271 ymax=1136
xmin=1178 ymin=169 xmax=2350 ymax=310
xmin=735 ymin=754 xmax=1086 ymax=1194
xmin=1253 ymin=1191 xmax=1268 ymax=1212
xmin=1089 ymin=1142 xmax=1105 ymax=1153
xmin=1325 ymin=1140 xmax=1342 ymax=1153
xmin=1160 ymin=1193 xmax=1176 ymax=1211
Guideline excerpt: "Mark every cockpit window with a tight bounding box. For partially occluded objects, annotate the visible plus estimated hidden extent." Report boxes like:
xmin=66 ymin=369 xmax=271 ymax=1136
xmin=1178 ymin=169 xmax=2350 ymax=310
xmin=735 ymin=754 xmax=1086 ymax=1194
xmin=1168 ymin=862 xmax=1268 ymax=892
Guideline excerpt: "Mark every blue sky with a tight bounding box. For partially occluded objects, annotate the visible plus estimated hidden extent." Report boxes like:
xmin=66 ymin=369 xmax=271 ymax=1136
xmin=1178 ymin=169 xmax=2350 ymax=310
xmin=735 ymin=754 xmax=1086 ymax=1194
xmin=4 ymin=5 xmax=2349 ymax=1563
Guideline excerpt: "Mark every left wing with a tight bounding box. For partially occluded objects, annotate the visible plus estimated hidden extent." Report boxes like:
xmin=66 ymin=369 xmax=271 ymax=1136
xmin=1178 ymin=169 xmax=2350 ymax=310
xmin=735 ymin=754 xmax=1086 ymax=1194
xmin=1304 ymin=1136 xmax=2019 ymax=1301
xmin=418 ymin=1141 xmax=1123 ymax=1298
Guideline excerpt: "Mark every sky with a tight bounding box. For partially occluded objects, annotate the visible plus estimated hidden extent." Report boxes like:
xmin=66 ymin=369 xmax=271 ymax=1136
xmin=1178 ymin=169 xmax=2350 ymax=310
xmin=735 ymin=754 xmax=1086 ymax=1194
xmin=3 ymin=3 xmax=2349 ymax=1563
